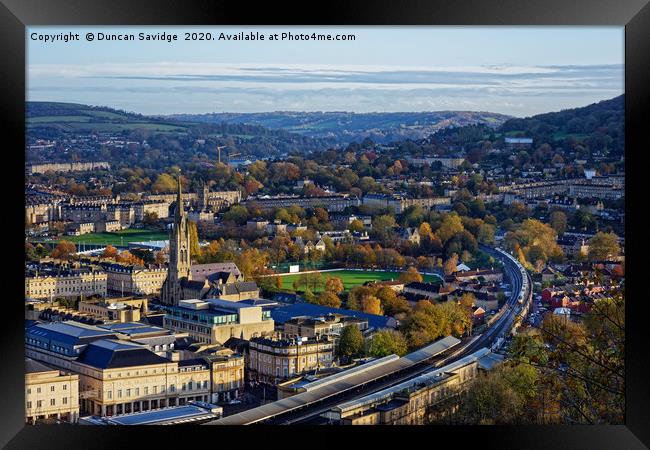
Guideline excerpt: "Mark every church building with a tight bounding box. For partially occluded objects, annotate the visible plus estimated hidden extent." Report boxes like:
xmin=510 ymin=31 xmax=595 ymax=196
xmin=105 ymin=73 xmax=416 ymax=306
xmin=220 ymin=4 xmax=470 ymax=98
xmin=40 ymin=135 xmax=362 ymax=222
xmin=159 ymin=176 xmax=259 ymax=306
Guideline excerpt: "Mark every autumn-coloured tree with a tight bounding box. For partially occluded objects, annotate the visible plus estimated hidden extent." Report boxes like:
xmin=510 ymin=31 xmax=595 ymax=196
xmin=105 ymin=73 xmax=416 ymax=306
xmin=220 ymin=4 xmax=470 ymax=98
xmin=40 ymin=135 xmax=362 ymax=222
xmin=51 ymin=240 xmax=76 ymax=260
xmin=103 ymin=245 xmax=118 ymax=259
xmin=348 ymin=219 xmax=365 ymax=233
xmin=188 ymin=220 xmax=201 ymax=260
xmin=236 ymin=248 xmax=270 ymax=280
xmin=399 ymin=266 xmax=423 ymax=284
xmin=587 ymin=231 xmax=620 ymax=261
xmin=316 ymin=291 xmax=341 ymax=308
xmin=151 ymin=173 xmax=178 ymax=193
xmin=325 ymin=277 xmax=344 ymax=295
xmin=275 ymin=276 xmax=283 ymax=290
xmin=116 ymin=250 xmax=145 ymax=266
xmin=443 ymin=253 xmax=460 ymax=276
xmin=154 ymin=251 xmax=166 ymax=265
xmin=436 ymin=213 xmax=465 ymax=244
xmin=361 ymin=295 xmax=383 ymax=315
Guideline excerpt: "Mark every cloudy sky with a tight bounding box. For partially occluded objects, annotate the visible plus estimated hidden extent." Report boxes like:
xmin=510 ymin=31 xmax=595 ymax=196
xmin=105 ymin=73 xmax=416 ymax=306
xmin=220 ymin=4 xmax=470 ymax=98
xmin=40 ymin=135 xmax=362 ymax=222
xmin=27 ymin=26 xmax=624 ymax=117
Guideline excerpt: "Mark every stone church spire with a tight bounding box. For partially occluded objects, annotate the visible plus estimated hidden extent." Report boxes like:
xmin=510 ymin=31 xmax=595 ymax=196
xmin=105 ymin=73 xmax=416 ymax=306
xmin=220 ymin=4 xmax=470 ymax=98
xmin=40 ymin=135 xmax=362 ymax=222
xmin=160 ymin=170 xmax=192 ymax=306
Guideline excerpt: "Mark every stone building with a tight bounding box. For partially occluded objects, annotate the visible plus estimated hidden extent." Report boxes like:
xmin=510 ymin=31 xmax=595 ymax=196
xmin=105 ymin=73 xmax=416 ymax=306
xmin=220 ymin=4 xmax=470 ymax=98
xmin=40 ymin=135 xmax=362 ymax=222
xmin=102 ymin=262 xmax=167 ymax=296
xmin=25 ymin=321 xmax=245 ymax=417
xmin=162 ymin=298 xmax=274 ymax=345
xmin=324 ymin=348 xmax=502 ymax=425
xmin=25 ymin=358 xmax=79 ymax=424
xmin=159 ymin=177 xmax=257 ymax=305
xmin=248 ymin=336 xmax=334 ymax=384
xmin=25 ymin=265 xmax=107 ymax=299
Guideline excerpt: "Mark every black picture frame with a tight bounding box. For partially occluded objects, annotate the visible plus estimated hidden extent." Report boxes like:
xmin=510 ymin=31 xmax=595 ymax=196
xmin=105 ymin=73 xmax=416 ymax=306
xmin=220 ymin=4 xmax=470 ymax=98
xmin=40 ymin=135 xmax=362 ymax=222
xmin=1 ymin=0 xmax=648 ymax=448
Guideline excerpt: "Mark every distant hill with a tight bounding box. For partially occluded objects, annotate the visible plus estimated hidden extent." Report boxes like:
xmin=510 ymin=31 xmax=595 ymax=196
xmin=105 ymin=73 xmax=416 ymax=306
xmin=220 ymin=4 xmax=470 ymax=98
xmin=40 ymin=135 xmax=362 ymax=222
xmin=27 ymin=101 xmax=193 ymax=134
xmin=168 ymin=110 xmax=513 ymax=144
xmin=498 ymin=95 xmax=624 ymax=150
xmin=25 ymin=102 xmax=337 ymax=165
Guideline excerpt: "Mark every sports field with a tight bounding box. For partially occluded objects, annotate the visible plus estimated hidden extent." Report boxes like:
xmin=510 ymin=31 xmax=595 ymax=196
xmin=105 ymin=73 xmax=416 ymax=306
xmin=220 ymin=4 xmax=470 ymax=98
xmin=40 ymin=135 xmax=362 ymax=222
xmin=278 ymin=269 xmax=442 ymax=293
xmin=42 ymin=229 xmax=168 ymax=247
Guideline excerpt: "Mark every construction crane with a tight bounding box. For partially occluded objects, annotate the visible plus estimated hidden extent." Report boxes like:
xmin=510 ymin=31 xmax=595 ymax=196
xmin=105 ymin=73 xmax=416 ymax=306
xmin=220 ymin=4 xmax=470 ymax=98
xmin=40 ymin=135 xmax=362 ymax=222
xmin=227 ymin=152 xmax=241 ymax=164
xmin=216 ymin=146 xmax=227 ymax=165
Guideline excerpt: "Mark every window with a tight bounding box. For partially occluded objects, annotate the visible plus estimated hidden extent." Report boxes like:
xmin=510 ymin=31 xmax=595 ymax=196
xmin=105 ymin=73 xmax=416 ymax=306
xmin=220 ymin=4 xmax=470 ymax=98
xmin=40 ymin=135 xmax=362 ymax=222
xmin=50 ymin=399 xmax=56 ymax=406
xmin=126 ymin=389 xmax=131 ymax=397
xmin=107 ymin=391 xmax=112 ymax=399
xmin=170 ymin=384 xmax=175 ymax=392
xmin=144 ymin=387 xmax=148 ymax=395
xmin=135 ymin=388 xmax=139 ymax=396
xmin=37 ymin=400 xmax=42 ymax=408
xmin=27 ymin=389 xmax=31 ymax=394
xmin=27 ymin=401 xmax=32 ymax=409
xmin=51 ymin=386 xmax=55 ymax=392
xmin=118 ymin=390 xmax=122 ymax=398
xmin=37 ymin=387 xmax=41 ymax=394
xmin=63 ymin=384 xmax=67 ymax=391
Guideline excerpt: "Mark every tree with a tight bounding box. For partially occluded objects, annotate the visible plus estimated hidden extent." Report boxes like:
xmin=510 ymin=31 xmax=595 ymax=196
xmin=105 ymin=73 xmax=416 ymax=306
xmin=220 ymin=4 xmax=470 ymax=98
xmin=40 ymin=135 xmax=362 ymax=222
xmin=325 ymin=277 xmax=344 ymax=295
xmin=549 ymin=211 xmax=568 ymax=236
xmin=348 ymin=219 xmax=365 ymax=233
xmin=316 ymin=291 xmax=342 ymax=308
xmin=102 ymin=245 xmax=118 ymax=259
xmin=399 ymin=266 xmax=423 ymax=284
xmin=436 ymin=213 xmax=465 ymax=243
xmin=372 ymin=215 xmax=397 ymax=243
xmin=453 ymin=365 xmax=527 ymax=424
xmin=504 ymin=219 xmax=563 ymax=265
xmin=188 ymin=221 xmax=201 ymax=260
xmin=337 ymin=325 xmax=365 ymax=360
xmin=361 ymin=295 xmax=383 ymax=315
xmin=418 ymin=222 xmax=434 ymax=242
xmin=375 ymin=287 xmax=410 ymax=316
xmin=236 ymin=248 xmax=270 ymax=280
xmin=154 ymin=251 xmax=166 ymax=265
xmin=116 ymin=250 xmax=145 ymax=266
xmin=142 ymin=211 xmax=159 ymax=226
xmin=367 ymin=329 xmax=408 ymax=357
xmin=443 ymin=253 xmax=459 ymax=276
xmin=275 ymin=276 xmax=283 ymax=290
xmin=401 ymin=300 xmax=446 ymax=348
xmin=222 ymin=205 xmax=249 ymax=225
xmin=477 ymin=223 xmax=495 ymax=245
xmin=152 ymin=173 xmax=178 ymax=193
xmin=51 ymin=240 xmax=76 ymax=260
xmin=587 ymin=232 xmax=620 ymax=261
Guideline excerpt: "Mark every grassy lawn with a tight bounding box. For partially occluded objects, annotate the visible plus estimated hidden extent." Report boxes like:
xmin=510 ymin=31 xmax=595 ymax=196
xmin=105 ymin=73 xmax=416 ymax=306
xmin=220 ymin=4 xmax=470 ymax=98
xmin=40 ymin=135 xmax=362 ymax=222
xmin=37 ymin=229 xmax=169 ymax=247
xmin=278 ymin=269 xmax=442 ymax=293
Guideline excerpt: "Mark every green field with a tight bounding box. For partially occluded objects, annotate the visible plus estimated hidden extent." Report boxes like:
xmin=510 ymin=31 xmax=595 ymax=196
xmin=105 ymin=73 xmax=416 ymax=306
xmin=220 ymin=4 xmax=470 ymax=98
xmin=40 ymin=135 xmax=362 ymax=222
xmin=37 ymin=229 xmax=168 ymax=247
xmin=278 ymin=269 xmax=442 ymax=293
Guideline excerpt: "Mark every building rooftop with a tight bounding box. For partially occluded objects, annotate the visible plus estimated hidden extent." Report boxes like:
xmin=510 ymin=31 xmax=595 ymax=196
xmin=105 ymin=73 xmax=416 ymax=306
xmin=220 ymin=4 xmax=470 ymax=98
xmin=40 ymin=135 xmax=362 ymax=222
xmin=76 ymin=339 xmax=170 ymax=369
xmin=27 ymin=321 xmax=118 ymax=346
xmin=82 ymin=404 xmax=221 ymax=425
xmin=25 ymin=358 xmax=57 ymax=374
xmin=270 ymin=303 xmax=396 ymax=330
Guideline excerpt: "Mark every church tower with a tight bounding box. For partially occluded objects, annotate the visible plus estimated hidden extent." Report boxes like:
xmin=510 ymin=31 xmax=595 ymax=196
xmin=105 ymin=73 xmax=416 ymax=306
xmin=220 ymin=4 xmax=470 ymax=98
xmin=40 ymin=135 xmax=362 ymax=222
xmin=197 ymin=181 xmax=209 ymax=211
xmin=160 ymin=173 xmax=192 ymax=305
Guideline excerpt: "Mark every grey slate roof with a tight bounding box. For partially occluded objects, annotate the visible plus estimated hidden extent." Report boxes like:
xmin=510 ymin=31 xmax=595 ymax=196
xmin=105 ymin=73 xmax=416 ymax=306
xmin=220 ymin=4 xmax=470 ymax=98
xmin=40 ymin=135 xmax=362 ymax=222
xmin=25 ymin=358 xmax=57 ymax=374
xmin=76 ymin=339 xmax=170 ymax=369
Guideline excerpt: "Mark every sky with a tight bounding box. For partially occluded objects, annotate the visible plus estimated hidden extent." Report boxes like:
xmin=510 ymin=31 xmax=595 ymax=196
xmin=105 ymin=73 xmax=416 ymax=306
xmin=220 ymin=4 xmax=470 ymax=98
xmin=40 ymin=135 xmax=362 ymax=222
xmin=27 ymin=26 xmax=624 ymax=117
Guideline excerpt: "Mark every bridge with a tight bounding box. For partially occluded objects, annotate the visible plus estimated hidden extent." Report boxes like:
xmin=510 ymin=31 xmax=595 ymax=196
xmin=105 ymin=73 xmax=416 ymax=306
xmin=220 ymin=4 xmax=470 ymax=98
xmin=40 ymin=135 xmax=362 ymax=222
xmin=206 ymin=245 xmax=532 ymax=425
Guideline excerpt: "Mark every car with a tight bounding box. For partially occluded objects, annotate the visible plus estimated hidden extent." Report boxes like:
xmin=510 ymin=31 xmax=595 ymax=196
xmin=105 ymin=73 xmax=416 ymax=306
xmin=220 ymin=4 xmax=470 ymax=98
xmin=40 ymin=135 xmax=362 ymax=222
xmin=228 ymin=399 xmax=242 ymax=405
